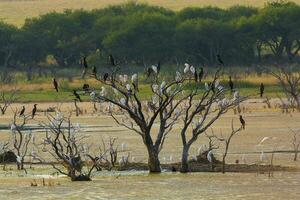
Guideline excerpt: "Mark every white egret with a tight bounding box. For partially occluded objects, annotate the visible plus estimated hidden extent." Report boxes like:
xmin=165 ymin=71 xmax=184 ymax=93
xmin=184 ymin=63 xmax=190 ymax=74
xmin=175 ymin=71 xmax=182 ymax=82
xmin=204 ymin=82 xmax=209 ymax=91
xmin=151 ymin=65 xmax=158 ymax=74
xmin=190 ymin=66 xmax=196 ymax=74
xmin=131 ymin=74 xmax=138 ymax=83
xmin=207 ymin=150 xmax=213 ymax=163
xmin=126 ymin=84 xmax=131 ymax=91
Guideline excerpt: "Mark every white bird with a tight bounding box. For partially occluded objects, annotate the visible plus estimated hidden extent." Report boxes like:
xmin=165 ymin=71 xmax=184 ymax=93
xmin=257 ymin=137 xmax=271 ymax=146
xmin=90 ymin=91 xmax=96 ymax=99
xmin=184 ymin=63 xmax=190 ymax=74
xmin=214 ymin=80 xmax=220 ymax=88
xmin=131 ymin=74 xmax=138 ymax=83
xmin=121 ymin=143 xmax=126 ymax=151
xmin=100 ymin=86 xmax=107 ymax=97
xmin=120 ymin=98 xmax=126 ymax=106
xmin=190 ymin=66 xmax=195 ymax=74
xmin=126 ymin=84 xmax=131 ymax=91
xmin=204 ymin=83 xmax=209 ymax=91
xmin=152 ymin=84 xmax=159 ymax=93
xmin=10 ymin=124 xmax=16 ymax=131
xmin=160 ymin=81 xmax=166 ymax=91
xmin=175 ymin=71 xmax=182 ymax=82
xmin=152 ymin=65 xmax=158 ymax=74
xmin=233 ymin=91 xmax=239 ymax=100
xmin=260 ymin=151 xmax=268 ymax=162
xmin=123 ymin=74 xmax=128 ymax=83
xmin=16 ymin=156 xmax=22 ymax=164
xmin=207 ymin=150 xmax=213 ymax=163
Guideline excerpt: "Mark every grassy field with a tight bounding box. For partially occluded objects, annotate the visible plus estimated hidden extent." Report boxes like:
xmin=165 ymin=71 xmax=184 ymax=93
xmin=1 ymin=0 xmax=300 ymax=26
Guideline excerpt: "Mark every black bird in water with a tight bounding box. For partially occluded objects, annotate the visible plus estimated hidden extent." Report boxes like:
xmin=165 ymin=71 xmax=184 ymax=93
xmin=32 ymin=104 xmax=37 ymax=119
xmin=217 ymin=54 xmax=224 ymax=66
xmin=198 ymin=67 xmax=204 ymax=82
xmin=229 ymin=76 xmax=234 ymax=92
xmin=108 ymin=54 xmax=116 ymax=66
xmin=53 ymin=78 xmax=58 ymax=92
xmin=19 ymin=106 xmax=25 ymax=116
xmin=239 ymin=115 xmax=245 ymax=130
xmin=260 ymin=83 xmax=264 ymax=97
xmin=73 ymin=90 xmax=81 ymax=102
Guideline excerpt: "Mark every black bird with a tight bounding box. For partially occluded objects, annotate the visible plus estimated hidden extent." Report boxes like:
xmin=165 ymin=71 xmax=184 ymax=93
xmin=83 ymin=56 xmax=88 ymax=69
xmin=194 ymin=68 xmax=198 ymax=82
xmin=260 ymin=83 xmax=264 ymax=97
xmin=146 ymin=67 xmax=154 ymax=78
xmin=157 ymin=61 xmax=161 ymax=74
xmin=32 ymin=104 xmax=37 ymax=119
xmin=229 ymin=76 xmax=234 ymax=92
xmin=108 ymin=54 xmax=115 ymax=66
xmin=133 ymin=82 xmax=139 ymax=92
xmin=82 ymin=84 xmax=90 ymax=93
xmin=73 ymin=90 xmax=81 ymax=102
xmin=19 ymin=106 xmax=25 ymax=116
xmin=217 ymin=54 xmax=224 ymax=66
xmin=239 ymin=115 xmax=245 ymax=130
xmin=92 ymin=66 xmax=97 ymax=77
xmin=103 ymin=73 xmax=109 ymax=82
xmin=198 ymin=67 xmax=204 ymax=82
xmin=53 ymin=78 xmax=58 ymax=92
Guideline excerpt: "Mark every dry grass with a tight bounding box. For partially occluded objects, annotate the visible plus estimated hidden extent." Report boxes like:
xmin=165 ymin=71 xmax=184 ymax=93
xmin=1 ymin=0 xmax=300 ymax=26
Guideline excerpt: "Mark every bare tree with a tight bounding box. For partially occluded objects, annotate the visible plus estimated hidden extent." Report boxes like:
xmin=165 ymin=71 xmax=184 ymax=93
xmin=179 ymin=70 xmax=245 ymax=172
xmin=214 ymin=119 xmax=243 ymax=173
xmin=270 ymin=67 xmax=300 ymax=111
xmin=9 ymin=110 xmax=32 ymax=170
xmin=40 ymin=113 xmax=95 ymax=181
xmin=0 ymin=89 xmax=18 ymax=115
xmin=288 ymin=128 xmax=300 ymax=161
xmin=91 ymin=67 xmax=189 ymax=173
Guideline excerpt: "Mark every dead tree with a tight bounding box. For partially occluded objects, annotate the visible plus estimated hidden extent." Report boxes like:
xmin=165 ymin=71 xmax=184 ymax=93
xmin=40 ymin=113 xmax=95 ymax=181
xmin=9 ymin=110 xmax=32 ymax=170
xmin=0 ymin=89 xmax=18 ymax=115
xmin=271 ymin=68 xmax=300 ymax=111
xmin=91 ymin=68 xmax=188 ymax=173
xmin=179 ymin=70 xmax=246 ymax=172
xmin=288 ymin=128 xmax=300 ymax=161
xmin=214 ymin=119 xmax=243 ymax=173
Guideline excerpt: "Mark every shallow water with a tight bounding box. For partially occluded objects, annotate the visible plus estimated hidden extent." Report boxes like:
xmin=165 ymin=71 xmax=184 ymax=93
xmin=0 ymin=171 xmax=299 ymax=200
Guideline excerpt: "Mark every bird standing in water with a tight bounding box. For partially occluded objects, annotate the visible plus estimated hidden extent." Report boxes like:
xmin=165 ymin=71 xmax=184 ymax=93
xmin=32 ymin=104 xmax=37 ymax=119
xmin=73 ymin=90 xmax=81 ymax=102
xmin=260 ymin=83 xmax=264 ymax=97
xmin=19 ymin=106 xmax=25 ymax=116
xmin=53 ymin=78 xmax=58 ymax=92
xmin=229 ymin=76 xmax=234 ymax=93
xmin=239 ymin=115 xmax=245 ymax=130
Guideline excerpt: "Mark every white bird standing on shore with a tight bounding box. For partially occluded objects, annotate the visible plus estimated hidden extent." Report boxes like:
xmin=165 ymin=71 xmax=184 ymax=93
xmin=184 ymin=63 xmax=190 ymax=74
xmin=207 ymin=150 xmax=213 ymax=163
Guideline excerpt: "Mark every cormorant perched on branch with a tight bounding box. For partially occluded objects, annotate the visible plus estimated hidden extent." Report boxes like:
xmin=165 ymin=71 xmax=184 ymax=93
xmin=229 ymin=76 xmax=234 ymax=92
xmin=194 ymin=68 xmax=198 ymax=82
xmin=108 ymin=54 xmax=116 ymax=66
xmin=73 ymin=90 xmax=81 ymax=102
xmin=198 ymin=67 xmax=204 ymax=82
xmin=19 ymin=106 xmax=25 ymax=116
xmin=239 ymin=115 xmax=245 ymax=130
xmin=217 ymin=54 xmax=224 ymax=66
xmin=260 ymin=83 xmax=264 ymax=97
xmin=81 ymin=56 xmax=88 ymax=79
xmin=146 ymin=67 xmax=154 ymax=78
xmin=157 ymin=61 xmax=161 ymax=74
xmin=53 ymin=78 xmax=58 ymax=92
xmin=32 ymin=104 xmax=37 ymax=119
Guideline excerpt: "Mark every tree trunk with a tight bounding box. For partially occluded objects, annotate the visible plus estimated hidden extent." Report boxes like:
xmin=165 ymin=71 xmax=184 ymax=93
xmin=146 ymin=146 xmax=161 ymax=173
xmin=222 ymin=157 xmax=226 ymax=174
xmin=180 ymin=145 xmax=190 ymax=173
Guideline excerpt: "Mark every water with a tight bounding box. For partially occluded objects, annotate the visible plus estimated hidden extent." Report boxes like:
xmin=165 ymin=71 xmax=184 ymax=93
xmin=0 ymin=171 xmax=299 ymax=199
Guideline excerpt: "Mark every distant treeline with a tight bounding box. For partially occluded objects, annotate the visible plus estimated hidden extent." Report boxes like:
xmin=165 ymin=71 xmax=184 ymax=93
xmin=1 ymin=1 xmax=300 ymax=69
